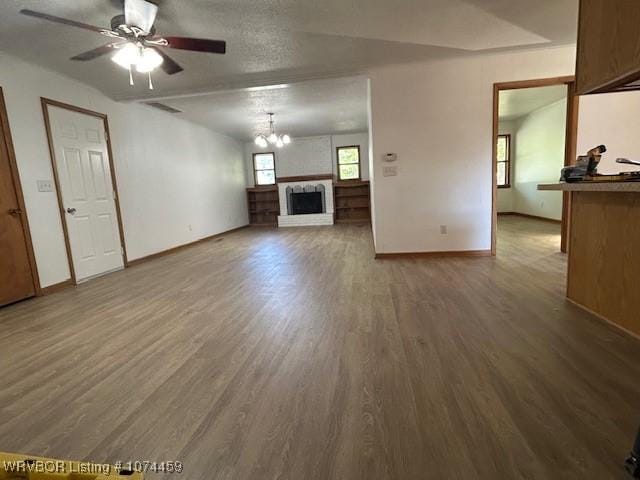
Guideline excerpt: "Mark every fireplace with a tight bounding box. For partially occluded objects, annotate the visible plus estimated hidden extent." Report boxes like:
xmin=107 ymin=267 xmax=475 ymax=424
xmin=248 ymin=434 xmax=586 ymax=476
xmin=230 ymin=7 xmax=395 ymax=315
xmin=277 ymin=179 xmax=334 ymax=227
xmin=291 ymin=191 xmax=323 ymax=215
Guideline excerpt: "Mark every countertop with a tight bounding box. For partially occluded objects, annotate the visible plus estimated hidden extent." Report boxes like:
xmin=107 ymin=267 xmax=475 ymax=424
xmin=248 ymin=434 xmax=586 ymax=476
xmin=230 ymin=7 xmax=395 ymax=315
xmin=538 ymin=182 xmax=640 ymax=192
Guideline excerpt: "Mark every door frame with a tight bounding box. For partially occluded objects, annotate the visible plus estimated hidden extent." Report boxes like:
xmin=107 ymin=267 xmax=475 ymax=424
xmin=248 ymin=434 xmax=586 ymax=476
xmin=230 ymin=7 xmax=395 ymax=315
xmin=41 ymin=97 xmax=128 ymax=284
xmin=0 ymin=86 xmax=41 ymax=295
xmin=491 ymin=76 xmax=579 ymax=255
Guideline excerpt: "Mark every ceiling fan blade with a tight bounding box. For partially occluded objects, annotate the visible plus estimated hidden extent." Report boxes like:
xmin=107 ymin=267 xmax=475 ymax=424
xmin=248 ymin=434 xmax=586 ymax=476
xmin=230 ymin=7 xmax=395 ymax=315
xmin=153 ymin=49 xmax=184 ymax=75
xmin=162 ymin=37 xmax=226 ymax=54
xmin=20 ymin=9 xmax=106 ymax=33
xmin=124 ymin=0 xmax=158 ymax=33
xmin=71 ymin=43 xmax=119 ymax=61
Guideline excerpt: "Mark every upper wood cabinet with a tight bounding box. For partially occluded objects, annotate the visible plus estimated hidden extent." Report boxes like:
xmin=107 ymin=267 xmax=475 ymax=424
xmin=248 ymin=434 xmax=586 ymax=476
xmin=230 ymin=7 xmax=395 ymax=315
xmin=576 ymin=0 xmax=640 ymax=95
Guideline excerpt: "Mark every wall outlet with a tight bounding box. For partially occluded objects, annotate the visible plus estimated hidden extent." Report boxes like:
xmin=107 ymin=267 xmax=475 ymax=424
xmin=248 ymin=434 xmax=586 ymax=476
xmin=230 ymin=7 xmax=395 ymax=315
xmin=37 ymin=180 xmax=54 ymax=192
xmin=440 ymin=225 xmax=448 ymax=235
xmin=188 ymin=224 xmax=193 ymax=232
xmin=383 ymin=166 xmax=398 ymax=177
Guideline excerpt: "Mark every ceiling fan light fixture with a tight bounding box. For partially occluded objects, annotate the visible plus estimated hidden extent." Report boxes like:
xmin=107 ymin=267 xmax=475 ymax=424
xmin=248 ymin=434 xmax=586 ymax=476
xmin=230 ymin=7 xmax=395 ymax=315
xmin=276 ymin=137 xmax=284 ymax=148
xmin=111 ymin=43 xmax=140 ymax=69
xmin=267 ymin=133 xmax=278 ymax=144
xmin=135 ymin=47 xmax=164 ymax=73
xmin=282 ymin=134 xmax=291 ymax=145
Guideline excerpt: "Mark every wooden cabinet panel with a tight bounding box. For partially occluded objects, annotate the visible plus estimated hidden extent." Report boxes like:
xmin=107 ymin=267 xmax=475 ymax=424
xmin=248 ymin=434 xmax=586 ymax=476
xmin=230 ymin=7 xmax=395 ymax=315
xmin=576 ymin=0 xmax=640 ymax=94
xmin=567 ymin=191 xmax=640 ymax=336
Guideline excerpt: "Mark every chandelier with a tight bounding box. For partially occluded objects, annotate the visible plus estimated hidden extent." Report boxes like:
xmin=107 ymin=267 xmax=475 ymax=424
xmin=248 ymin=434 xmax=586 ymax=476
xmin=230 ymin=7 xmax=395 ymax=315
xmin=254 ymin=113 xmax=291 ymax=149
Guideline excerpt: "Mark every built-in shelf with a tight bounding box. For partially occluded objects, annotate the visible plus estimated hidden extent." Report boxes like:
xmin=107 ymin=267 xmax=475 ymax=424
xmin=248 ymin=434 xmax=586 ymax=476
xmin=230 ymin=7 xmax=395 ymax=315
xmin=247 ymin=186 xmax=279 ymax=226
xmin=336 ymin=205 xmax=369 ymax=210
xmin=333 ymin=180 xmax=370 ymax=224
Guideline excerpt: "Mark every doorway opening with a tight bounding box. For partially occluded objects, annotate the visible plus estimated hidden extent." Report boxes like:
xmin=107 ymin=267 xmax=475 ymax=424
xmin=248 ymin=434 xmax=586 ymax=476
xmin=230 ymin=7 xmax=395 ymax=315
xmin=491 ymin=77 xmax=579 ymax=256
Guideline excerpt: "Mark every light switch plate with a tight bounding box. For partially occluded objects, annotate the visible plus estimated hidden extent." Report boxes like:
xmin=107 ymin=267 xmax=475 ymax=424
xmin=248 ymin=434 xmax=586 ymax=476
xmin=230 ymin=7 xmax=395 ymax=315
xmin=37 ymin=180 xmax=54 ymax=192
xmin=383 ymin=166 xmax=398 ymax=177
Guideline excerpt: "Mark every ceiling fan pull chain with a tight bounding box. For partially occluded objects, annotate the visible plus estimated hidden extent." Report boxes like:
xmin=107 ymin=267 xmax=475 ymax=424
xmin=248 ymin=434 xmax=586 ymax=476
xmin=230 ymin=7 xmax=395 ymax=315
xmin=148 ymin=72 xmax=154 ymax=90
xmin=128 ymin=66 xmax=134 ymax=86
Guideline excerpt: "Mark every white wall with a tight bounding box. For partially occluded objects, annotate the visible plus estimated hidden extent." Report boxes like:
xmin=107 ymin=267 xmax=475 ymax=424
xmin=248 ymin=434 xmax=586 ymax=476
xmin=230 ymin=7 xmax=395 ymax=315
xmin=245 ymin=132 xmax=369 ymax=186
xmin=496 ymin=120 xmax=517 ymax=213
xmin=578 ymin=91 xmax=640 ymax=174
xmin=511 ymin=99 xmax=566 ymax=220
xmin=367 ymin=45 xmax=576 ymax=254
xmin=0 ymin=54 xmax=248 ymax=288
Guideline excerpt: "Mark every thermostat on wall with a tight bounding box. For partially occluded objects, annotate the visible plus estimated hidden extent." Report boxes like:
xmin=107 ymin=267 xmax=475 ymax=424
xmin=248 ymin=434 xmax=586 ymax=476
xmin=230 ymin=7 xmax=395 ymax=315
xmin=384 ymin=153 xmax=398 ymax=162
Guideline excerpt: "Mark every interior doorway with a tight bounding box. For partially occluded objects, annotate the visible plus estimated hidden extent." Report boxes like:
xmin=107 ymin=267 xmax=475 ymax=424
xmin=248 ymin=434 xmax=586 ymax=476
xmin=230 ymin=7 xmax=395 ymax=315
xmin=42 ymin=99 xmax=127 ymax=283
xmin=491 ymin=77 xmax=579 ymax=255
xmin=0 ymin=87 xmax=40 ymax=306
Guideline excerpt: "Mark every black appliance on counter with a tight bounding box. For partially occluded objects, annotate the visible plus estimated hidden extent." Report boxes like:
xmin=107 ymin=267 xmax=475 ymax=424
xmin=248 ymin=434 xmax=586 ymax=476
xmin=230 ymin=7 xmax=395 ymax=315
xmin=626 ymin=427 xmax=640 ymax=478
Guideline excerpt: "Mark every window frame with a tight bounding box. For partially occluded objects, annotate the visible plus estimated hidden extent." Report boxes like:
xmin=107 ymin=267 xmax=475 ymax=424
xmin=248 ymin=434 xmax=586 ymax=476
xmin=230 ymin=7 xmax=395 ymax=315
xmin=336 ymin=145 xmax=361 ymax=182
xmin=496 ymin=134 xmax=511 ymax=189
xmin=253 ymin=152 xmax=277 ymax=186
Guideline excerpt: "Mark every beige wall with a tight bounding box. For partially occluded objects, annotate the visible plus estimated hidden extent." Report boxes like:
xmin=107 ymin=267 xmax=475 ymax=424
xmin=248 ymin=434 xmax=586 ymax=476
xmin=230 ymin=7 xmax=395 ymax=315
xmin=367 ymin=46 xmax=576 ymax=254
xmin=578 ymin=90 xmax=640 ymax=174
xmin=1 ymin=54 xmax=248 ymax=288
xmin=244 ymin=132 xmax=369 ymax=187
xmin=498 ymin=99 xmax=566 ymax=220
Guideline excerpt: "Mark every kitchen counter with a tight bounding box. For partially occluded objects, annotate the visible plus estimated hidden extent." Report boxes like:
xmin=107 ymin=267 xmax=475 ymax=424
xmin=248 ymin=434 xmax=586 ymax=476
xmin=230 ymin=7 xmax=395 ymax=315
xmin=539 ymin=183 xmax=640 ymax=337
xmin=538 ymin=182 xmax=640 ymax=192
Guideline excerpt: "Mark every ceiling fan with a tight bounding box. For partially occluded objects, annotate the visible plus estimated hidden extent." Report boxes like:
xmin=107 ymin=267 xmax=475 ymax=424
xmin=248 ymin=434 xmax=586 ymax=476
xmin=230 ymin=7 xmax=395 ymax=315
xmin=20 ymin=0 xmax=226 ymax=89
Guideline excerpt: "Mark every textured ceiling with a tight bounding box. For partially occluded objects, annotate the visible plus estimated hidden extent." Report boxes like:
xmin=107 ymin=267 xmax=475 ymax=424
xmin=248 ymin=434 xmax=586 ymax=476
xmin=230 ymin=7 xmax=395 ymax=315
xmin=148 ymin=76 xmax=368 ymax=141
xmin=0 ymin=0 xmax=579 ymax=101
xmin=499 ymin=85 xmax=568 ymax=121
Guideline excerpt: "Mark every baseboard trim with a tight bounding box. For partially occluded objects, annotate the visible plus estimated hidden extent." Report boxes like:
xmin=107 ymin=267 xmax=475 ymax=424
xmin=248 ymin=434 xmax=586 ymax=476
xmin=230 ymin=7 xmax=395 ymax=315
xmin=566 ymin=298 xmax=640 ymax=342
xmin=498 ymin=212 xmax=561 ymax=224
xmin=39 ymin=279 xmax=74 ymax=296
xmin=375 ymin=249 xmax=492 ymax=260
xmin=127 ymin=225 xmax=249 ymax=267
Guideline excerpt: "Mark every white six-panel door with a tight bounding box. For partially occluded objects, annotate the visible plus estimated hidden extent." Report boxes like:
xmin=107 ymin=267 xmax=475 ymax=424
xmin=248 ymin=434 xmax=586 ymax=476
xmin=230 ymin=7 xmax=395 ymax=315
xmin=48 ymin=106 xmax=124 ymax=282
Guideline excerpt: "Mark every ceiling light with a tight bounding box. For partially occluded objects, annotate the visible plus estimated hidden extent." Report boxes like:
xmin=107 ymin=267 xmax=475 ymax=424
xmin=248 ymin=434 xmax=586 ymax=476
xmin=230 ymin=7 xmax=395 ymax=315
xmin=111 ymin=43 xmax=140 ymax=69
xmin=255 ymin=135 xmax=268 ymax=148
xmin=112 ymin=43 xmax=164 ymax=89
xmin=136 ymin=47 xmax=163 ymax=73
xmin=255 ymin=113 xmax=290 ymax=149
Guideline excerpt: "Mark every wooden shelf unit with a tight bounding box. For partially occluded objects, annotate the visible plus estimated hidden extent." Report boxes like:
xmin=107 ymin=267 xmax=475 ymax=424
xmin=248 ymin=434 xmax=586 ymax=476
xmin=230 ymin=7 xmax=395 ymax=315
xmin=333 ymin=181 xmax=371 ymax=224
xmin=247 ymin=186 xmax=279 ymax=226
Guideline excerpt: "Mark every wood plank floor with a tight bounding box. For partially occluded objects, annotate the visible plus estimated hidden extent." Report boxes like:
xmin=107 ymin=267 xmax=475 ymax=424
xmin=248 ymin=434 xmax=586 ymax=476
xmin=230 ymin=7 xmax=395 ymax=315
xmin=1 ymin=217 xmax=639 ymax=479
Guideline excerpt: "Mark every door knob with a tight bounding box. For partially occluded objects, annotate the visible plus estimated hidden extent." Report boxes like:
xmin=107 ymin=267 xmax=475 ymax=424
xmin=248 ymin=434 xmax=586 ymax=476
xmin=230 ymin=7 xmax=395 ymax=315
xmin=8 ymin=208 xmax=22 ymax=216
xmin=66 ymin=207 xmax=77 ymax=215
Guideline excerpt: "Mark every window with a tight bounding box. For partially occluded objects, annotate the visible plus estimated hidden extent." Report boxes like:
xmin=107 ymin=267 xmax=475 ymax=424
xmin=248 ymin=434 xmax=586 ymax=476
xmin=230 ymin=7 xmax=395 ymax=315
xmin=337 ymin=146 xmax=361 ymax=181
xmin=496 ymin=134 xmax=511 ymax=188
xmin=253 ymin=152 xmax=276 ymax=186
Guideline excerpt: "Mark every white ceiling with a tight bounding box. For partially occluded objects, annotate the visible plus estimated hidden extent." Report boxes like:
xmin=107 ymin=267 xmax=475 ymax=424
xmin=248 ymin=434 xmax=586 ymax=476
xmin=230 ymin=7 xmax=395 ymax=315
xmin=499 ymin=85 xmax=568 ymax=121
xmin=0 ymin=0 xmax=579 ymax=102
xmin=149 ymin=76 xmax=369 ymax=141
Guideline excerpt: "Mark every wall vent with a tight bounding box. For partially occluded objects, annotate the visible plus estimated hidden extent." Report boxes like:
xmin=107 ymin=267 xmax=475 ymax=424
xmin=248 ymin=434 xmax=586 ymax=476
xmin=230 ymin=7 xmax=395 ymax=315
xmin=145 ymin=102 xmax=182 ymax=114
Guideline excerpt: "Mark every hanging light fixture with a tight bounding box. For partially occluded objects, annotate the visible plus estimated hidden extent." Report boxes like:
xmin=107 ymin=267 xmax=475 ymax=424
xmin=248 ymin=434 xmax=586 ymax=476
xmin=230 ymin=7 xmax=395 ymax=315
xmin=254 ymin=113 xmax=291 ymax=148
xmin=111 ymin=42 xmax=164 ymax=90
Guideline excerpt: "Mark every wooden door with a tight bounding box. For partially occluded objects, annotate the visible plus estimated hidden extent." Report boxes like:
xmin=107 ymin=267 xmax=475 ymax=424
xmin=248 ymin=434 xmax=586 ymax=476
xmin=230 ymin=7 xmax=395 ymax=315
xmin=47 ymin=106 xmax=124 ymax=282
xmin=0 ymin=90 xmax=37 ymax=306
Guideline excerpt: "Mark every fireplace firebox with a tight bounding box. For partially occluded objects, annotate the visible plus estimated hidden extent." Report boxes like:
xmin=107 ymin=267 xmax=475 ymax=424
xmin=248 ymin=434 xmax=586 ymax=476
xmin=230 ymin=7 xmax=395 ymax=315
xmin=291 ymin=192 xmax=323 ymax=215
